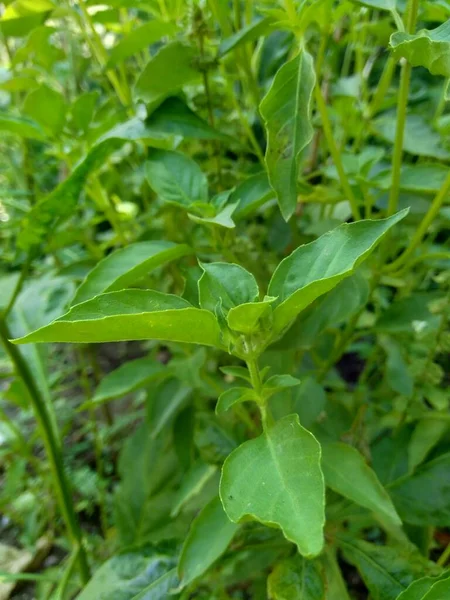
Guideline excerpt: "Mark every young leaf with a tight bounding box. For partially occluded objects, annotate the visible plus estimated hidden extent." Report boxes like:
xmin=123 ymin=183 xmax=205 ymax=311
xmin=227 ymin=300 xmax=273 ymax=334
xmin=215 ymin=387 xmax=256 ymax=415
xmin=83 ymin=357 xmax=168 ymax=409
xmin=12 ymin=290 xmax=222 ymax=348
xmin=389 ymin=452 xmax=450 ymax=526
xmin=146 ymin=149 xmax=208 ymax=207
xmin=219 ymin=16 xmax=274 ymax=57
xmin=321 ymin=442 xmax=402 ymax=526
xmin=178 ymin=496 xmax=239 ymax=589
xmin=198 ymin=262 xmax=259 ymax=313
xmin=267 ymin=556 xmax=325 ymax=600
xmin=0 ymin=112 xmax=46 ymax=140
xmin=260 ymin=49 xmax=316 ymax=220
xmin=72 ymin=240 xmax=192 ymax=305
xmin=23 ymin=83 xmax=65 ymax=135
xmin=390 ymin=20 xmax=450 ymax=78
xmin=268 ymin=210 xmax=407 ymax=333
xmin=220 ymin=414 xmax=325 ymax=557
xmin=106 ymin=20 xmax=177 ymax=68
xmin=135 ymin=41 xmax=200 ymax=104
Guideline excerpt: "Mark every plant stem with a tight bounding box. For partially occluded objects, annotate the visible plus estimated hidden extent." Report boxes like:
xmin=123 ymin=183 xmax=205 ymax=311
xmin=385 ymin=171 xmax=450 ymax=272
xmin=314 ymin=85 xmax=361 ymax=220
xmin=0 ymin=318 xmax=90 ymax=584
xmin=386 ymin=0 xmax=420 ymax=216
xmin=2 ymin=252 xmax=32 ymax=319
xmin=438 ymin=540 xmax=450 ymax=567
xmin=246 ymin=356 xmax=274 ymax=428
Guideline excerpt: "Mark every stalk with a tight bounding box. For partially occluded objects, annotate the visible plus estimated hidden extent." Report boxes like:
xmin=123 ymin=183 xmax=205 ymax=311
xmin=246 ymin=356 xmax=274 ymax=428
xmin=0 ymin=318 xmax=90 ymax=584
xmin=386 ymin=0 xmax=420 ymax=216
xmin=314 ymin=85 xmax=361 ymax=220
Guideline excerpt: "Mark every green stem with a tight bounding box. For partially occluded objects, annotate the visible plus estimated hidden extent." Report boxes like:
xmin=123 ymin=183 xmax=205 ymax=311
xmin=386 ymin=0 xmax=420 ymax=216
xmin=314 ymin=85 xmax=361 ymax=220
xmin=2 ymin=252 xmax=32 ymax=319
xmin=385 ymin=171 xmax=450 ymax=272
xmin=369 ymin=55 xmax=396 ymax=117
xmin=0 ymin=318 xmax=90 ymax=584
xmin=246 ymin=356 xmax=274 ymax=428
xmin=438 ymin=539 xmax=450 ymax=567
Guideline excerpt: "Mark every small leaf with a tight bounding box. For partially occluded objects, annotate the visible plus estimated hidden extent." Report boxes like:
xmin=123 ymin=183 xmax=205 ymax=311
xmin=322 ymin=549 xmax=352 ymax=600
xmin=408 ymin=419 xmax=448 ymax=472
xmin=220 ymin=414 xmax=325 ymax=557
xmin=267 ymin=556 xmax=325 ymax=600
xmin=171 ymin=461 xmax=217 ymax=516
xmin=107 ymin=20 xmax=177 ymax=68
xmin=390 ymin=20 xmax=450 ymax=78
xmin=12 ymin=290 xmax=222 ymax=348
xmin=382 ymin=338 xmax=414 ymax=398
xmin=198 ymin=262 xmax=259 ymax=313
xmin=0 ymin=112 xmax=46 ymax=140
xmin=268 ymin=211 xmax=407 ymax=333
xmin=321 ymin=442 xmax=402 ymax=525
xmin=72 ymin=240 xmax=192 ymax=305
xmin=220 ymin=365 xmax=252 ymax=383
xmin=231 ymin=172 xmax=275 ymax=220
xmin=146 ymin=149 xmax=208 ymax=207
xmin=23 ymin=83 xmax=65 ymax=135
xmin=263 ymin=374 xmax=301 ymax=393
xmin=227 ymin=300 xmax=273 ymax=334
xmin=148 ymin=380 xmax=191 ymax=439
xmin=135 ymin=41 xmax=200 ymax=104
xmin=178 ymin=496 xmax=238 ymax=588
xmin=260 ymin=49 xmax=316 ymax=220
xmin=215 ymin=387 xmax=256 ymax=415
xmin=71 ymin=91 xmax=99 ymax=132
xmin=83 ymin=357 xmax=167 ymax=409
xmin=219 ymin=16 xmax=274 ymax=57
xmin=390 ymin=452 xmax=450 ymax=526
xmin=189 ymin=201 xmax=238 ymax=229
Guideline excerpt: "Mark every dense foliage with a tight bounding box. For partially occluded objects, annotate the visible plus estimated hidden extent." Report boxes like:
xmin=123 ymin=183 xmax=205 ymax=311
xmin=0 ymin=0 xmax=449 ymax=598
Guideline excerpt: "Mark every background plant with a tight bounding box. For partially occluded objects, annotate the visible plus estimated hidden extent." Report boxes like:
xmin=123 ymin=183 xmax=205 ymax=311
xmin=0 ymin=0 xmax=449 ymax=599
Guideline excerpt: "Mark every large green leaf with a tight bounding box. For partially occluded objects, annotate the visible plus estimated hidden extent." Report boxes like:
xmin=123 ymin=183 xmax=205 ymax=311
xmin=389 ymin=453 xmax=450 ymax=526
xmin=321 ymin=442 xmax=401 ymax=525
xmin=76 ymin=546 xmax=178 ymax=599
xmin=260 ymin=49 xmax=316 ymax=220
xmin=106 ymin=20 xmax=177 ymax=67
xmin=397 ymin=572 xmax=450 ymax=600
xmin=145 ymin=149 xmax=208 ymax=207
xmin=72 ymin=241 xmax=192 ymax=305
xmin=339 ymin=538 xmax=438 ymax=600
xmin=198 ymin=262 xmax=259 ymax=313
xmin=12 ymin=290 xmax=222 ymax=347
xmin=135 ymin=41 xmax=200 ymax=104
xmin=177 ymin=496 xmax=238 ymax=588
xmin=220 ymin=414 xmax=325 ymax=557
xmin=267 ymin=210 xmax=407 ymax=333
xmin=267 ymin=556 xmax=325 ymax=600
xmin=390 ymin=20 xmax=450 ymax=78
xmin=23 ymin=84 xmax=65 ymax=135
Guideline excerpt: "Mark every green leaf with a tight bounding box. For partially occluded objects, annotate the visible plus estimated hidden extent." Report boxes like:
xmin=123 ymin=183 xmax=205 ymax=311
xmin=408 ymin=419 xmax=449 ymax=472
xmin=321 ymin=442 xmax=402 ymax=525
xmin=188 ymin=201 xmax=238 ymax=229
xmin=12 ymin=290 xmax=222 ymax=348
xmin=22 ymin=84 xmax=65 ymax=135
xmin=231 ymin=172 xmax=275 ymax=220
xmin=390 ymin=20 xmax=450 ymax=78
xmin=339 ymin=538 xmax=437 ymax=600
xmin=135 ymin=41 xmax=200 ymax=104
xmin=268 ymin=211 xmax=407 ymax=333
xmin=170 ymin=461 xmax=217 ymax=517
xmin=219 ymin=16 xmax=274 ymax=57
xmin=215 ymin=387 xmax=257 ymax=415
xmin=198 ymin=262 xmax=259 ymax=313
xmin=146 ymin=149 xmax=208 ymax=207
xmin=146 ymin=96 xmax=230 ymax=141
xmin=372 ymin=163 xmax=450 ymax=195
xmin=382 ymin=338 xmax=414 ymax=398
xmin=71 ymin=91 xmax=99 ymax=132
xmin=226 ymin=299 xmax=273 ymax=334
xmin=0 ymin=112 xmax=46 ymax=140
xmin=107 ymin=20 xmax=177 ymax=68
xmin=220 ymin=414 xmax=325 ymax=557
xmin=178 ymin=496 xmax=238 ymax=588
xmin=396 ymin=571 xmax=450 ymax=600
xmin=293 ymin=377 xmax=327 ymax=429
xmin=260 ymin=49 xmax=316 ymax=220
xmin=322 ymin=549 xmax=352 ymax=600
xmin=82 ymin=357 xmax=168 ymax=409
xmin=220 ymin=365 xmax=252 ymax=383
xmin=77 ymin=547 xmax=178 ymax=600
xmin=267 ymin=556 xmax=325 ymax=600
xmin=72 ymin=240 xmax=192 ymax=305
xmin=390 ymin=453 xmax=450 ymax=526
xmin=350 ymin=0 xmax=395 ymax=9
xmin=372 ymin=114 xmax=450 ymax=160
xmin=147 ymin=379 xmax=191 ymax=439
